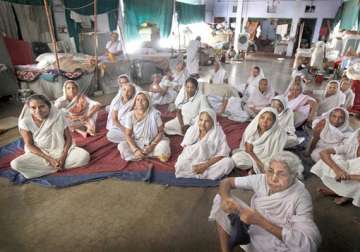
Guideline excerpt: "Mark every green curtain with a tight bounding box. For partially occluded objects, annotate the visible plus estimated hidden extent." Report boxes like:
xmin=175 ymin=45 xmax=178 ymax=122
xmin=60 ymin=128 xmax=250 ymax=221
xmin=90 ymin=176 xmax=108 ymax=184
xmin=123 ymin=0 xmax=174 ymax=41
xmin=0 ymin=0 xmax=44 ymax=5
xmin=63 ymin=0 xmax=119 ymax=51
xmin=175 ymin=1 xmax=205 ymax=25
xmin=339 ymin=0 xmax=360 ymax=30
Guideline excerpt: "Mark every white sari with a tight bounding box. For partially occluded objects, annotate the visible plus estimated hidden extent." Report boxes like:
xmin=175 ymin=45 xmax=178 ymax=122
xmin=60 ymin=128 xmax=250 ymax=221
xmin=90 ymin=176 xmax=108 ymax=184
xmin=207 ymin=66 xmax=229 ymax=113
xmin=186 ymin=39 xmax=201 ymax=75
xmin=118 ymin=92 xmax=171 ymax=161
xmin=209 ymin=175 xmax=321 ymax=252
xmin=106 ymin=93 xmax=136 ymax=143
xmin=311 ymin=107 xmax=353 ymax=161
xmin=172 ymin=68 xmax=190 ymax=90
xmin=232 ymin=66 xmax=264 ymax=94
xmin=165 ymin=88 xmax=209 ymax=136
xmin=244 ymin=80 xmax=275 ymax=117
xmin=175 ymin=108 xmax=234 ymax=180
xmin=272 ymin=95 xmax=302 ymax=148
xmin=342 ymin=88 xmax=355 ymax=108
xmin=11 ymin=106 xmax=90 ymax=179
xmin=317 ymin=81 xmax=346 ymax=116
xmin=150 ymin=78 xmax=177 ymax=105
xmin=286 ymin=91 xmax=316 ymax=128
xmin=232 ymin=107 xmax=287 ymax=173
xmin=311 ymin=129 xmax=360 ymax=207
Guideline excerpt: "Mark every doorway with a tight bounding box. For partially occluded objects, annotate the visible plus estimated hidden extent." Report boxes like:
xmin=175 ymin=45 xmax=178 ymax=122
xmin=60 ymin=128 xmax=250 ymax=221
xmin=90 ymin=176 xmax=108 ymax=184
xmin=294 ymin=18 xmax=317 ymax=53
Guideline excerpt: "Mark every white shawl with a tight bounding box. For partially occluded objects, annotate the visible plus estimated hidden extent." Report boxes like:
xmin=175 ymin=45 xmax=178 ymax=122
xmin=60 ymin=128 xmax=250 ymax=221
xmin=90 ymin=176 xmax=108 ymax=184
xmin=172 ymin=68 xmax=190 ymax=89
xmin=211 ymin=66 xmax=228 ymax=85
xmin=237 ymin=107 xmax=287 ymax=169
xmin=179 ymin=108 xmax=230 ymax=163
xmin=312 ymin=107 xmax=353 ymax=148
xmin=317 ymin=81 xmax=346 ymax=116
xmin=246 ymin=66 xmax=265 ymax=87
xmin=245 ymin=79 xmax=275 ymax=110
xmin=272 ymin=95 xmax=296 ymax=136
xmin=106 ymin=92 xmax=135 ymax=130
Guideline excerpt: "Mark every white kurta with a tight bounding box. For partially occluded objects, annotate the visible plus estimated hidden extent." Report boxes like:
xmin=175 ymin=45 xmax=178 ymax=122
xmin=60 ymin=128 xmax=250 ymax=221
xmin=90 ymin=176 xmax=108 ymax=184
xmin=11 ymin=107 xmax=90 ymax=179
xmin=244 ymin=81 xmax=275 ymax=118
xmin=175 ymin=108 xmax=234 ymax=180
xmin=165 ymin=90 xmax=209 ymax=136
xmin=209 ymin=175 xmax=321 ymax=252
xmin=118 ymin=108 xmax=170 ymax=161
xmin=186 ymin=39 xmax=201 ymax=75
xmin=232 ymin=107 xmax=287 ymax=173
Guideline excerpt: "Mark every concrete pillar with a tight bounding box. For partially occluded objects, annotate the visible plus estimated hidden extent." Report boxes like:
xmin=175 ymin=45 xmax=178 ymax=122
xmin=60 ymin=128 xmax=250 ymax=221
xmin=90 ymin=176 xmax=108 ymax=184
xmin=233 ymin=0 xmax=244 ymax=51
xmin=286 ymin=17 xmax=300 ymax=57
xmin=312 ymin=18 xmax=323 ymax=43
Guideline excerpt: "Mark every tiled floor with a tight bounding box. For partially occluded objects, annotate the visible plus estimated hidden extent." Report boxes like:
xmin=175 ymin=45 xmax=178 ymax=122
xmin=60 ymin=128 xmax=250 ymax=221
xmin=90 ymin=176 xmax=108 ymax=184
xmin=0 ymin=56 xmax=359 ymax=252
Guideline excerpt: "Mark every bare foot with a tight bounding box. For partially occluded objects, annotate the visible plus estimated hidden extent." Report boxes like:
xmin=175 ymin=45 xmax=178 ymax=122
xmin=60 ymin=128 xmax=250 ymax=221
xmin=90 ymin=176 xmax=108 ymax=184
xmin=334 ymin=197 xmax=351 ymax=205
xmin=75 ymin=129 xmax=88 ymax=138
xmin=317 ymin=187 xmax=337 ymax=196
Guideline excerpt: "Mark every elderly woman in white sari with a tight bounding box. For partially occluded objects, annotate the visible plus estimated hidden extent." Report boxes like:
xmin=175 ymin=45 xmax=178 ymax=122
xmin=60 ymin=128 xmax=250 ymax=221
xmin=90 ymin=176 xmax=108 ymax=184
xmin=55 ymin=80 xmax=102 ymax=138
xmin=210 ymin=60 xmax=229 ymax=84
xmin=11 ymin=95 xmax=90 ymax=179
xmin=244 ymin=78 xmax=275 ymax=117
xmin=165 ymin=78 xmax=209 ymax=136
xmin=340 ymin=77 xmax=355 ymax=110
xmin=106 ymin=83 xmax=136 ymax=143
xmin=186 ymin=36 xmax=202 ymax=77
xmin=118 ymin=91 xmax=171 ymax=162
xmin=149 ymin=73 xmax=177 ymax=105
xmin=316 ymin=80 xmax=345 ymax=116
xmin=175 ymin=108 xmax=234 ymax=180
xmin=233 ymin=66 xmax=264 ymax=95
xmin=209 ymin=151 xmax=320 ymax=252
xmin=232 ymin=107 xmax=287 ymax=174
xmin=169 ymin=61 xmax=190 ymax=92
xmin=286 ymin=81 xmax=318 ymax=127
xmin=311 ymin=129 xmax=360 ymax=207
xmin=271 ymin=95 xmax=303 ymax=148
xmin=308 ymin=107 xmax=353 ymax=162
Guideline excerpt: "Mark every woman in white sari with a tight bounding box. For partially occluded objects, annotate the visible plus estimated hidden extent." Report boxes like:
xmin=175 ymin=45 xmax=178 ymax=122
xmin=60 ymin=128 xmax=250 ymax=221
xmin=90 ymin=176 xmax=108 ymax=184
xmin=55 ymin=80 xmax=102 ymax=138
xmin=316 ymin=80 xmax=346 ymax=116
xmin=171 ymin=61 xmax=190 ymax=92
xmin=244 ymin=78 xmax=275 ymax=118
xmin=175 ymin=108 xmax=234 ymax=180
xmin=11 ymin=95 xmax=90 ymax=179
xmin=118 ymin=91 xmax=171 ymax=162
xmin=165 ymin=78 xmax=209 ymax=136
xmin=149 ymin=73 xmax=177 ymax=105
xmin=106 ymin=83 xmax=136 ymax=143
xmin=271 ymin=95 xmax=303 ymax=148
xmin=340 ymin=77 xmax=355 ymax=110
xmin=232 ymin=66 xmax=264 ymax=95
xmin=207 ymin=60 xmax=230 ymax=114
xmin=209 ymin=151 xmax=320 ymax=252
xmin=186 ymin=36 xmax=201 ymax=77
xmin=286 ymin=81 xmax=317 ymax=127
xmin=311 ymin=129 xmax=360 ymax=207
xmin=232 ymin=107 xmax=287 ymax=174
xmin=308 ymin=107 xmax=353 ymax=162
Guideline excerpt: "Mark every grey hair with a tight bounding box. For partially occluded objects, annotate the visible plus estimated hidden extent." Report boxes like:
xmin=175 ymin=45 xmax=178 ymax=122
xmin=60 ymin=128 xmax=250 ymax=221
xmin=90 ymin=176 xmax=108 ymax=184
xmin=266 ymin=151 xmax=304 ymax=181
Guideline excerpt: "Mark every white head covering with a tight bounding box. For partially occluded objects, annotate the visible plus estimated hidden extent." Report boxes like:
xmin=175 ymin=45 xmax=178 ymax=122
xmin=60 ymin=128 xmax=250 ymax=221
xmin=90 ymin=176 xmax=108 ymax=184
xmin=238 ymin=107 xmax=287 ymax=169
xmin=247 ymin=65 xmax=265 ymax=87
xmin=318 ymin=80 xmax=346 ymax=115
xmin=245 ymin=78 xmax=275 ymax=109
xmin=180 ymin=107 xmax=230 ymax=161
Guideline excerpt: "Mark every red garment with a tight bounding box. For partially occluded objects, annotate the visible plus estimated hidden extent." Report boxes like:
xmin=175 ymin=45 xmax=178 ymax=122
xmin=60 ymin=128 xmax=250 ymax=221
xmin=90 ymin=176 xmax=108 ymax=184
xmin=3 ymin=36 xmax=33 ymax=65
xmin=349 ymin=80 xmax=360 ymax=113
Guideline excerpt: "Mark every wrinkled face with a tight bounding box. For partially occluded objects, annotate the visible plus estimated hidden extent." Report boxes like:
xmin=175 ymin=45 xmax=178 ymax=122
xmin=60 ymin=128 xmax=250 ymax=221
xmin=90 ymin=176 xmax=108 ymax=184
xmin=258 ymin=111 xmax=275 ymax=132
xmin=134 ymin=93 xmax=149 ymax=111
xmin=65 ymin=82 xmax=78 ymax=99
xmin=329 ymin=109 xmax=346 ymax=128
xmin=271 ymin=100 xmax=284 ymax=113
xmin=198 ymin=112 xmax=213 ymax=133
xmin=326 ymin=83 xmax=338 ymax=96
xmin=258 ymin=79 xmax=268 ymax=93
xmin=252 ymin=68 xmax=260 ymax=77
xmin=214 ymin=62 xmax=220 ymax=71
xmin=294 ymin=76 xmax=302 ymax=85
xmin=111 ymin=33 xmax=118 ymax=42
xmin=28 ymin=99 xmax=50 ymax=121
xmin=266 ymin=160 xmax=291 ymax=193
xmin=176 ymin=62 xmax=185 ymax=72
xmin=289 ymin=84 xmax=302 ymax=97
xmin=121 ymin=84 xmax=135 ymax=101
xmin=118 ymin=77 xmax=129 ymax=88
xmin=185 ymin=81 xmax=197 ymax=98
xmin=153 ymin=75 xmax=161 ymax=84
xmin=340 ymin=80 xmax=351 ymax=92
